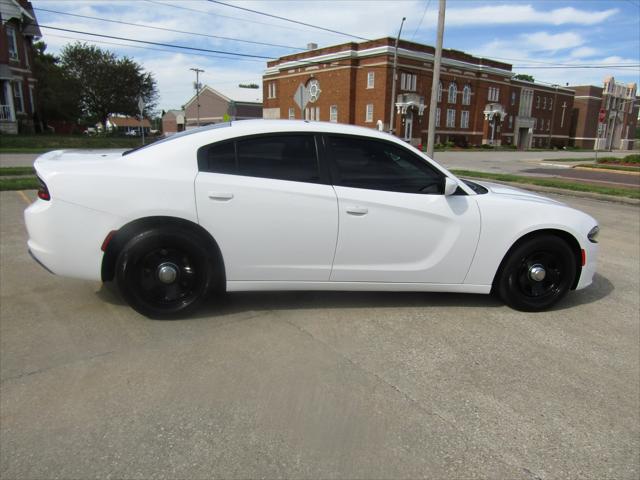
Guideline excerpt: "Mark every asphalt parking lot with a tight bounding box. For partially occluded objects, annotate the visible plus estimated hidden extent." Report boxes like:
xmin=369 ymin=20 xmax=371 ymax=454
xmin=1 ymin=189 xmax=639 ymax=479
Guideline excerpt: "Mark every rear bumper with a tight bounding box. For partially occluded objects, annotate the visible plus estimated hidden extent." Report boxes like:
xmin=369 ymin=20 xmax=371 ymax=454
xmin=28 ymin=249 xmax=54 ymax=274
xmin=25 ymin=198 xmax=124 ymax=281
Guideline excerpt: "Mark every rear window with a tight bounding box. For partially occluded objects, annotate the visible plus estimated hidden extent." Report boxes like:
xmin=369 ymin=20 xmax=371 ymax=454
xmin=198 ymin=134 xmax=320 ymax=183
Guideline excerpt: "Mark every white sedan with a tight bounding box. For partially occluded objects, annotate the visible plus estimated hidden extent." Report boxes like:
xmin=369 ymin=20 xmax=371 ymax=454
xmin=25 ymin=120 xmax=599 ymax=318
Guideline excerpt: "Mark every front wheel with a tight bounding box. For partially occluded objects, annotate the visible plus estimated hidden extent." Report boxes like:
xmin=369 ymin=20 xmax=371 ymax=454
xmin=115 ymin=227 xmax=215 ymax=319
xmin=496 ymin=235 xmax=576 ymax=312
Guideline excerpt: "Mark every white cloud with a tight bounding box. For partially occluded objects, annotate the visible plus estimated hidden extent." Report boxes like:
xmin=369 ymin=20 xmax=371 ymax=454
xmin=524 ymin=32 xmax=585 ymax=52
xmin=570 ymin=47 xmax=600 ymax=59
xmin=442 ymin=4 xmax=618 ymax=27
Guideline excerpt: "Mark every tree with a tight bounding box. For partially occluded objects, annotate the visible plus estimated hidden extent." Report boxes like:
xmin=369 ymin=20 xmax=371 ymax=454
xmin=32 ymin=41 xmax=82 ymax=127
xmin=60 ymin=43 xmax=158 ymax=128
xmin=514 ymin=74 xmax=535 ymax=82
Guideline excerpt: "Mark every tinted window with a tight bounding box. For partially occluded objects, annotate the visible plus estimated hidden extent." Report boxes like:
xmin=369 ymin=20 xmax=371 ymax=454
xmin=199 ymin=141 xmax=236 ymax=174
xmin=237 ymin=135 xmax=319 ymax=183
xmin=327 ymin=136 xmax=444 ymax=194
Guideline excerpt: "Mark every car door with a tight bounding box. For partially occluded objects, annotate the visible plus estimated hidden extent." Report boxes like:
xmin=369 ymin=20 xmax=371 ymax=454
xmin=325 ymin=134 xmax=481 ymax=284
xmin=195 ymin=133 xmax=338 ymax=281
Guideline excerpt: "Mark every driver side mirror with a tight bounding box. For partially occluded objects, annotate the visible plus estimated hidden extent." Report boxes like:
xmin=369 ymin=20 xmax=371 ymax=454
xmin=444 ymin=177 xmax=458 ymax=196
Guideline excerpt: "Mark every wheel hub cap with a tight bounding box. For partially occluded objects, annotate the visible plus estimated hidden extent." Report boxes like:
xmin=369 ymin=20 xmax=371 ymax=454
xmin=157 ymin=262 xmax=178 ymax=284
xmin=528 ymin=264 xmax=546 ymax=282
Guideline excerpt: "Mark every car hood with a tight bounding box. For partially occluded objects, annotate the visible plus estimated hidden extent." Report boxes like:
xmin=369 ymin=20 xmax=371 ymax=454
xmin=472 ymin=180 xmax=566 ymax=206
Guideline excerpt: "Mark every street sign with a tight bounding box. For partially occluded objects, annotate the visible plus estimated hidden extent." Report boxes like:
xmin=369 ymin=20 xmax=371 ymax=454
xmin=598 ymin=108 xmax=606 ymax=123
xmin=293 ymin=83 xmax=310 ymax=111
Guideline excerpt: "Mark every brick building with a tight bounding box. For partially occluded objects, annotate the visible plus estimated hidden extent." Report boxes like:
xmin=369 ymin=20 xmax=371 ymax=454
xmin=263 ymin=37 xmax=574 ymax=149
xmin=570 ymin=77 xmax=638 ymax=150
xmin=0 ymin=0 xmax=40 ymax=134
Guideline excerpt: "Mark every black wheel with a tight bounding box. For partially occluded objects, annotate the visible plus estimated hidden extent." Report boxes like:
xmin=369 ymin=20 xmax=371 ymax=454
xmin=496 ymin=235 xmax=576 ymax=312
xmin=115 ymin=227 xmax=215 ymax=319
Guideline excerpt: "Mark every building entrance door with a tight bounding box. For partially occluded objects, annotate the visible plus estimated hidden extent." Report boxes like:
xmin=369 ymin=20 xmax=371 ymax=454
xmin=404 ymin=110 xmax=413 ymax=141
xmin=517 ymin=127 xmax=529 ymax=150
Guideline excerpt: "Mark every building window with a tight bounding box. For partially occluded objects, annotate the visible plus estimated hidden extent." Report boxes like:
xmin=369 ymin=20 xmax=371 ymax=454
xmin=6 ymin=26 xmax=18 ymax=60
xmin=13 ymin=81 xmax=24 ymax=113
xmin=400 ymin=73 xmax=417 ymax=91
xmin=462 ymin=85 xmax=471 ymax=105
xmin=436 ymin=107 xmax=441 ymax=127
xmin=446 ymin=108 xmax=455 ymax=127
xmin=511 ymin=92 xmax=516 ymax=106
xmin=29 ymin=85 xmax=35 ymax=114
xmin=330 ymin=105 xmax=338 ymax=123
xmin=461 ymin=110 xmax=469 ymax=128
xmin=508 ymin=115 xmax=513 ymax=129
xmin=536 ymin=96 xmax=540 ymax=109
xmin=488 ymin=87 xmax=499 ymax=102
xmin=365 ymin=103 xmax=373 ymax=123
xmin=547 ymin=119 xmax=550 ymax=131
xmin=542 ymin=97 xmax=547 ymax=110
xmin=367 ymin=72 xmax=375 ymax=89
xmin=437 ymin=82 xmax=442 ymax=102
xmin=448 ymin=83 xmax=457 ymax=103
xmin=24 ymin=42 xmax=30 ymax=68
xmin=533 ymin=118 xmax=537 ymax=130
xmin=267 ymin=82 xmax=276 ymax=99
xmin=288 ymin=107 xmax=295 ymax=119
xmin=549 ymin=99 xmax=553 ymax=110
xmin=304 ymin=106 xmax=320 ymax=121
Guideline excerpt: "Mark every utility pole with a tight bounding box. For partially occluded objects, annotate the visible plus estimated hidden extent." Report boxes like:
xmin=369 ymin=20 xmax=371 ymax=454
xmin=190 ymin=67 xmax=204 ymax=127
xmin=388 ymin=17 xmax=406 ymax=135
xmin=426 ymin=0 xmax=446 ymax=158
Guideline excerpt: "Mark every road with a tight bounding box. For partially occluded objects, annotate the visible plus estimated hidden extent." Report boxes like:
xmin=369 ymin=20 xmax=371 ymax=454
xmin=1 ymin=190 xmax=638 ymax=479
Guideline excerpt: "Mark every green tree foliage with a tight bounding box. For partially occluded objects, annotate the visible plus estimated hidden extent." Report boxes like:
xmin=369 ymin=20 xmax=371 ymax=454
xmin=513 ymin=74 xmax=535 ymax=82
xmin=59 ymin=42 xmax=158 ymax=128
xmin=32 ymin=41 xmax=82 ymax=125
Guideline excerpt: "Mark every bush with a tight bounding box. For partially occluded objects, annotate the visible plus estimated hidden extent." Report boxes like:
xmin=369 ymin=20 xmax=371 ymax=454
xmin=624 ymin=154 xmax=639 ymax=163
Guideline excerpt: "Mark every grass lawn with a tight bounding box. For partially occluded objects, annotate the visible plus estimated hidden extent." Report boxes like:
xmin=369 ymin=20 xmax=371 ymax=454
xmin=0 ymin=177 xmax=39 ymax=191
xmin=544 ymin=154 xmax=639 ymax=164
xmin=0 ymin=167 xmax=35 ymax=176
xmin=451 ymin=169 xmax=640 ymax=200
xmin=0 ymin=134 xmax=155 ymax=153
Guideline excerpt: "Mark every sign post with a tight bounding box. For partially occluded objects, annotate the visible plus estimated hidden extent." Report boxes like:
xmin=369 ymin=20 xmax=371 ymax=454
xmin=138 ymin=97 xmax=145 ymax=146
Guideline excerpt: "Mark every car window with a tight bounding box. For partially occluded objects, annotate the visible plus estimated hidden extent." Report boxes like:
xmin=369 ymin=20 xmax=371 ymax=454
xmin=327 ymin=135 xmax=444 ymax=194
xmin=198 ymin=134 xmax=320 ymax=183
xmin=237 ymin=135 xmax=319 ymax=183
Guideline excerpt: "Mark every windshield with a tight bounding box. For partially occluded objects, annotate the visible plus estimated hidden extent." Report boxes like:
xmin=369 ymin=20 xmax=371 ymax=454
xmin=122 ymin=122 xmax=232 ymax=156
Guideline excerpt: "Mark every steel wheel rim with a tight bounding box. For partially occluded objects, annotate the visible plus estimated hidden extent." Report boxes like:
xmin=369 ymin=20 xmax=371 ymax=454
xmin=515 ymin=250 xmax=563 ymax=299
xmin=134 ymin=247 xmax=200 ymax=307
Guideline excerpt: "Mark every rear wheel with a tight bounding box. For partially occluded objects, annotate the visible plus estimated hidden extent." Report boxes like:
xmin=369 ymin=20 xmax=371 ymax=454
xmin=115 ymin=227 xmax=214 ymax=319
xmin=497 ymin=235 xmax=576 ymax=312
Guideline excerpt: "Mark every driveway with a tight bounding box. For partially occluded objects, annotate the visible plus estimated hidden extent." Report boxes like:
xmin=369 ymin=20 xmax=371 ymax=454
xmin=1 ymin=190 xmax=638 ymax=479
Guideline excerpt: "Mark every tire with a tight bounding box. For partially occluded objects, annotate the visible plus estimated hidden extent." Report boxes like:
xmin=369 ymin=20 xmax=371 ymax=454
xmin=115 ymin=227 xmax=215 ymax=319
xmin=496 ymin=234 xmax=576 ymax=312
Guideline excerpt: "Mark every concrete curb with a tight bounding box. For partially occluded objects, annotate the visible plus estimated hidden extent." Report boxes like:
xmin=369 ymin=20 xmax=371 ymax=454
xmin=464 ymin=177 xmax=640 ymax=206
xmin=573 ymin=166 xmax=640 ymax=176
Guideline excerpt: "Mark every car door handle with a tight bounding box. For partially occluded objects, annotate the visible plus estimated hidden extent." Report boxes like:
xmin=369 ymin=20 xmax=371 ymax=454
xmin=208 ymin=192 xmax=234 ymax=201
xmin=346 ymin=206 xmax=368 ymax=216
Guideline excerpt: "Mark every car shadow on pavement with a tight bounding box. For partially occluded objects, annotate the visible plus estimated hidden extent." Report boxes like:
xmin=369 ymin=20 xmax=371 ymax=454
xmin=95 ymin=272 xmax=614 ymax=319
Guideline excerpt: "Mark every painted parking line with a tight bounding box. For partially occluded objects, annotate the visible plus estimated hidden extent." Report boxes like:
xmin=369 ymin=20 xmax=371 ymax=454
xmin=16 ymin=190 xmax=33 ymax=205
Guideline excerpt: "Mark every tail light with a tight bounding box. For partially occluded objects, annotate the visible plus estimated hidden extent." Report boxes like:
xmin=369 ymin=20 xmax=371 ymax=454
xmin=37 ymin=177 xmax=50 ymax=201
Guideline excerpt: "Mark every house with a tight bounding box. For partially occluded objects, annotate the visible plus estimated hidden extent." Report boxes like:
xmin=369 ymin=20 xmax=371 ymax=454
xmin=105 ymin=115 xmax=151 ymax=135
xmin=161 ymin=109 xmax=185 ymax=135
xmin=569 ymin=77 xmax=638 ymax=150
xmin=0 ymin=0 xmax=40 ymax=134
xmin=262 ymin=38 xmax=576 ymax=149
xmin=183 ymin=84 xmax=262 ymax=129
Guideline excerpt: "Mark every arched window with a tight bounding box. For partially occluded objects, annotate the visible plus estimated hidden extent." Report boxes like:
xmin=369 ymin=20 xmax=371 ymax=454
xmin=437 ymin=81 xmax=443 ymax=102
xmin=448 ymin=82 xmax=457 ymax=103
xmin=462 ymin=85 xmax=471 ymax=105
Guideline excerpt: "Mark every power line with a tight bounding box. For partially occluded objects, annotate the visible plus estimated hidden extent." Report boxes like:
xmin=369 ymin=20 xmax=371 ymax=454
xmin=34 ymin=7 xmax=304 ymax=51
xmin=42 ymin=33 xmax=266 ymax=63
xmin=410 ymin=0 xmax=432 ymax=41
xmin=143 ymin=0 xmax=313 ymax=34
xmin=39 ymin=25 xmax=274 ymax=59
xmin=206 ymin=0 xmax=370 ymax=41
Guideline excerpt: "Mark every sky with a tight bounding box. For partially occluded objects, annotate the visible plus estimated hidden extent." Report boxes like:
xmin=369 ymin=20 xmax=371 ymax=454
xmin=32 ymin=0 xmax=640 ymax=113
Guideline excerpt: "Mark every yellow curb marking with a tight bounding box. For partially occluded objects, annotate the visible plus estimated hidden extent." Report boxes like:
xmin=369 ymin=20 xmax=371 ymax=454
xmin=16 ymin=190 xmax=32 ymax=205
